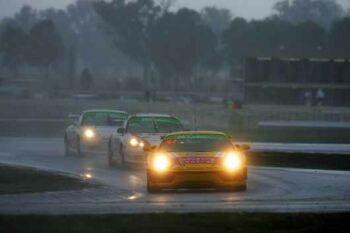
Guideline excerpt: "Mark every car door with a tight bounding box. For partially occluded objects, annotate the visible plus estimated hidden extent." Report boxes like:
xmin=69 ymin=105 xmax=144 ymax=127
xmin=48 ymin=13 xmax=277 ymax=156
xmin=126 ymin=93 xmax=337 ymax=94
xmin=70 ymin=114 xmax=83 ymax=151
xmin=111 ymin=119 xmax=127 ymax=153
xmin=65 ymin=116 xmax=79 ymax=149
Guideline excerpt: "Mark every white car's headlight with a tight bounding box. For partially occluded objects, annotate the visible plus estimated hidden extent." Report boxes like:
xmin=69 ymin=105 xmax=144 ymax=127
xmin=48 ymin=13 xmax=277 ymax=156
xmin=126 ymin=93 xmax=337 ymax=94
xmin=129 ymin=137 xmax=145 ymax=148
xmin=223 ymin=152 xmax=242 ymax=171
xmin=83 ymin=128 xmax=96 ymax=140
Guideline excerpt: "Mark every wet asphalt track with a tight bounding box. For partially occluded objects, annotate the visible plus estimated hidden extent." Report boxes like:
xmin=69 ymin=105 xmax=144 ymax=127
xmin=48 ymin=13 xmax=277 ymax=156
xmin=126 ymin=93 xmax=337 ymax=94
xmin=0 ymin=137 xmax=350 ymax=214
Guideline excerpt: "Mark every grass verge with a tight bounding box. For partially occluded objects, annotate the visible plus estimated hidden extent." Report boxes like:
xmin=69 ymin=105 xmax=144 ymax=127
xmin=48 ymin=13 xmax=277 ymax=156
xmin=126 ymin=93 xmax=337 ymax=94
xmin=249 ymin=152 xmax=350 ymax=171
xmin=0 ymin=165 xmax=95 ymax=194
xmin=0 ymin=213 xmax=349 ymax=233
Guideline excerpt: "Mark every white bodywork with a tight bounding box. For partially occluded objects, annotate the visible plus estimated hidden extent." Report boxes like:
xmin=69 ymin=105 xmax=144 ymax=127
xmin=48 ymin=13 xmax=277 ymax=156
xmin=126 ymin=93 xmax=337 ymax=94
xmin=109 ymin=114 xmax=183 ymax=165
xmin=65 ymin=110 xmax=128 ymax=156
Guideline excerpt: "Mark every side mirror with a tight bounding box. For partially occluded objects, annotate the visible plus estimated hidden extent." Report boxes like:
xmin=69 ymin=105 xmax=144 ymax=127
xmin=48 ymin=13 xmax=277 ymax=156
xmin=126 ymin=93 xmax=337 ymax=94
xmin=68 ymin=114 xmax=80 ymax=120
xmin=144 ymin=144 xmax=157 ymax=153
xmin=117 ymin=128 xmax=125 ymax=134
xmin=68 ymin=114 xmax=79 ymax=126
xmin=235 ymin=144 xmax=251 ymax=151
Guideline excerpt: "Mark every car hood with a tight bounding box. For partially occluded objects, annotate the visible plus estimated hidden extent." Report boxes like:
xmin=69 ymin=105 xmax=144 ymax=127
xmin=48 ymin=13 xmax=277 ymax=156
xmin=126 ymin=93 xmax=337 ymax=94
xmin=94 ymin=126 xmax=118 ymax=139
xmin=137 ymin=133 xmax=166 ymax=146
xmin=171 ymin=152 xmax=223 ymax=158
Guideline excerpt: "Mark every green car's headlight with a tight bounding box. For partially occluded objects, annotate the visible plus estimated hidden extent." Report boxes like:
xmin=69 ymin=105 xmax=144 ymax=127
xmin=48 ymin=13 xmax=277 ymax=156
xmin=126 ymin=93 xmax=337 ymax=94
xmin=129 ymin=137 xmax=145 ymax=148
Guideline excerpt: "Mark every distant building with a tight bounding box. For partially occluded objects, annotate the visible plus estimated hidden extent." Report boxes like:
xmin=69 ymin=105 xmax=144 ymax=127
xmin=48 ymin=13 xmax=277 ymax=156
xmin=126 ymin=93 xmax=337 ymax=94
xmin=244 ymin=57 xmax=350 ymax=106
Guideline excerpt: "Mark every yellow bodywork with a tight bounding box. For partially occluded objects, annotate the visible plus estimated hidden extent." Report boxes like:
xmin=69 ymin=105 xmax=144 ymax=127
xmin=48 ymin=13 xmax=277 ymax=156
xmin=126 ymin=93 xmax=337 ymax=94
xmin=147 ymin=151 xmax=247 ymax=190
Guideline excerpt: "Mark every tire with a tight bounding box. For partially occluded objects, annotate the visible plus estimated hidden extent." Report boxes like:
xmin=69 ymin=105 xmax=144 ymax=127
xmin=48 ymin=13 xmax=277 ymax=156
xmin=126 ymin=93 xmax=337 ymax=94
xmin=118 ymin=146 xmax=126 ymax=168
xmin=108 ymin=140 xmax=115 ymax=168
xmin=64 ymin=136 xmax=71 ymax=157
xmin=147 ymin=179 xmax=161 ymax=193
xmin=220 ymin=183 xmax=247 ymax=192
xmin=235 ymin=184 xmax=247 ymax=192
xmin=77 ymin=137 xmax=85 ymax=157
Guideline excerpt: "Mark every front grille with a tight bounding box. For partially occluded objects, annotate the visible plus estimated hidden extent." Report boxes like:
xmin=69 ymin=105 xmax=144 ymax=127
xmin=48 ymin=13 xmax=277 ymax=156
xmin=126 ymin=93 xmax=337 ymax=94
xmin=148 ymin=169 xmax=247 ymax=183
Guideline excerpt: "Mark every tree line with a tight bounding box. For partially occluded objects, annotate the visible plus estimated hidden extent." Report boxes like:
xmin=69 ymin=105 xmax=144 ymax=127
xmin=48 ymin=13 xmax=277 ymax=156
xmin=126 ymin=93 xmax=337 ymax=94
xmin=0 ymin=0 xmax=350 ymax=91
xmin=0 ymin=19 xmax=63 ymax=81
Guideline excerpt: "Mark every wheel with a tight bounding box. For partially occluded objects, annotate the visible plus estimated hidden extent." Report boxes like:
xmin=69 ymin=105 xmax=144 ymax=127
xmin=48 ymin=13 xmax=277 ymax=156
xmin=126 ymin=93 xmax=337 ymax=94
xmin=118 ymin=146 xmax=126 ymax=168
xmin=77 ymin=137 xmax=85 ymax=157
xmin=235 ymin=184 xmax=247 ymax=192
xmin=220 ymin=183 xmax=247 ymax=192
xmin=64 ymin=136 xmax=71 ymax=157
xmin=147 ymin=179 xmax=161 ymax=193
xmin=108 ymin=140 xmax=115 ymax=168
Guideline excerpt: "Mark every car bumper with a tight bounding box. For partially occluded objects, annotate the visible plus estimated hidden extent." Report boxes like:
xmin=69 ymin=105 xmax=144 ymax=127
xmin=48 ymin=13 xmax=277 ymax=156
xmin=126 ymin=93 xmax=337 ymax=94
xmin=124 ymin=148 xmax=148 ymax=165
xmin=147 ymin=167 xmax=247 ymax=189
xmin=80 ymin=138 xmax=109 ymax=155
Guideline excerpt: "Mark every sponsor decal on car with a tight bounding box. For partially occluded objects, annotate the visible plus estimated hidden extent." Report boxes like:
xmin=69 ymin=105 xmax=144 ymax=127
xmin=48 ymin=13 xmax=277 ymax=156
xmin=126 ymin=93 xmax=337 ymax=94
xmin=165 ymin=134 xmax=227 ymax=141
xmin=178 ymin=157 xmax=217 ymax=165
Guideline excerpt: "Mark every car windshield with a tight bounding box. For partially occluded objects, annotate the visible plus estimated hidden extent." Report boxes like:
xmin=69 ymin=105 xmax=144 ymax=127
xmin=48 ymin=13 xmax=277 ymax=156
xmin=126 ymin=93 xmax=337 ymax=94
xmin=81 ymin=112 xmax=128 ymax=127
xmin=155 ymin=117 xmax=184 ymax=133
xmin=127 ymin=117 xmax=183 ymax=134
xmin=159 ymin=134 xmax=233 ymax=152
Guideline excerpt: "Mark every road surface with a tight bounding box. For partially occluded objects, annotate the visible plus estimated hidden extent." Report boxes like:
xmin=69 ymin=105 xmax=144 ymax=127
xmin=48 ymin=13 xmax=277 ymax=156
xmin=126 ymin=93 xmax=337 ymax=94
xmin=0 ymin=137 xmax=350 ymax=214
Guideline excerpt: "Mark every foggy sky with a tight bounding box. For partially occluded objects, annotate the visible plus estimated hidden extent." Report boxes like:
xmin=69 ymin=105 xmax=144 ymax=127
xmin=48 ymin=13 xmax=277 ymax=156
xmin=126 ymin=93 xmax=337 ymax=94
xmin=0 ymin=0 xmax=349 ymax=19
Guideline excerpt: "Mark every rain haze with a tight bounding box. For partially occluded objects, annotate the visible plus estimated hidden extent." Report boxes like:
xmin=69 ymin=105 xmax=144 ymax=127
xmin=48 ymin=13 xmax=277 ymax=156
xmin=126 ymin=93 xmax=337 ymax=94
xmin=1 ymin=0 xmax=350 ymax=230
xmin=0 ymin=0 xmax=348 ymax=19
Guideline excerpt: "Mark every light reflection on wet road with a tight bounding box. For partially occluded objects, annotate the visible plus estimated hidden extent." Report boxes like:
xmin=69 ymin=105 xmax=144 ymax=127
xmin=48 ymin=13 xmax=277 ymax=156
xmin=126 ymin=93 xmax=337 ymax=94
xmin=1 ymin=137 xmax=350 ymax=214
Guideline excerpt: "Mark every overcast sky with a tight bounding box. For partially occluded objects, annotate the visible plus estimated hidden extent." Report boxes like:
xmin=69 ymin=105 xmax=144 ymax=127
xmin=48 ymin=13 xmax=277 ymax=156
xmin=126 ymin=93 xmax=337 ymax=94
xmin=0 ymin=0 xmax=349 ymax=19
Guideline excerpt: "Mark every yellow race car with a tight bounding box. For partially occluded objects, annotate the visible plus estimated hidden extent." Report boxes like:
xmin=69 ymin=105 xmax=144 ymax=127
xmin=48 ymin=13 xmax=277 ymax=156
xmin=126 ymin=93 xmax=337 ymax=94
xmin=145 ymin=131 xmax=249 ymax=193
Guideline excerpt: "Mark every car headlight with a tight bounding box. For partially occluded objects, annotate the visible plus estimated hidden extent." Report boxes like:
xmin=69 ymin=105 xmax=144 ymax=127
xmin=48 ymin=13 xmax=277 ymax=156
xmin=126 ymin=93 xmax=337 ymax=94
xmin=223 ymin=152 xmax=242 ymax=171
xmin=129 ymin=137 xmax=145 ymax=148
xmin=129 ymin=137 xmax=139 ymax=147
xmin=84 ymin=128 xmax=96 ymax=140
xmin=153 ymin=154 xmax=170 ymax=172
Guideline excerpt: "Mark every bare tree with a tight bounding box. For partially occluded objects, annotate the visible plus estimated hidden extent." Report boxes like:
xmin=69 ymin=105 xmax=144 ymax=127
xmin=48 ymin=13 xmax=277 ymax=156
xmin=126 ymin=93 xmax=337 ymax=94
xmin=158 ymin=0 xmax=176 ymax=14
xmin=273 ymin=0 xmax=344 ymax=28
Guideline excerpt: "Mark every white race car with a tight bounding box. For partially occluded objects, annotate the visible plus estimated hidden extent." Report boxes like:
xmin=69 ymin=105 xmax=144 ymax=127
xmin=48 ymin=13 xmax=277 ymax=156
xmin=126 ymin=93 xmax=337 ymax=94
xmin=65 ymin=110 xmax=129 ymax=156
xmin=108 ymin=114 xmax=184 ymax=167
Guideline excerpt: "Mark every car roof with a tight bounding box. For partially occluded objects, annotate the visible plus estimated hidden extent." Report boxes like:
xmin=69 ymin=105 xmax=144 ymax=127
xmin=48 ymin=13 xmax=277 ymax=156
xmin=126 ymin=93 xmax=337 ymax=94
xmin=166 ymin=131 xmax=228 ymax=137
xmin=83 ymin=109 xmax=128 ymax=114
xmin=130 ymin=113 xmax=174 ymax=118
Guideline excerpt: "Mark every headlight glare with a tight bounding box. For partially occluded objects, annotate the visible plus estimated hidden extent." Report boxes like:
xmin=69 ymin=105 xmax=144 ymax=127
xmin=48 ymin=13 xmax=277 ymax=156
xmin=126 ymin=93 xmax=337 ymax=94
xmin=84 ymin=128 xmax=95 ymax=139
xmin=129 ymin=138 xmax=139 ymax=147
xmin=129 ymin=137 xmax=145 ymax=148
xmin=153 ymin=154 xmax=170 ymax=172
xmin=224 ymin=152 xmax=242 ymax=171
